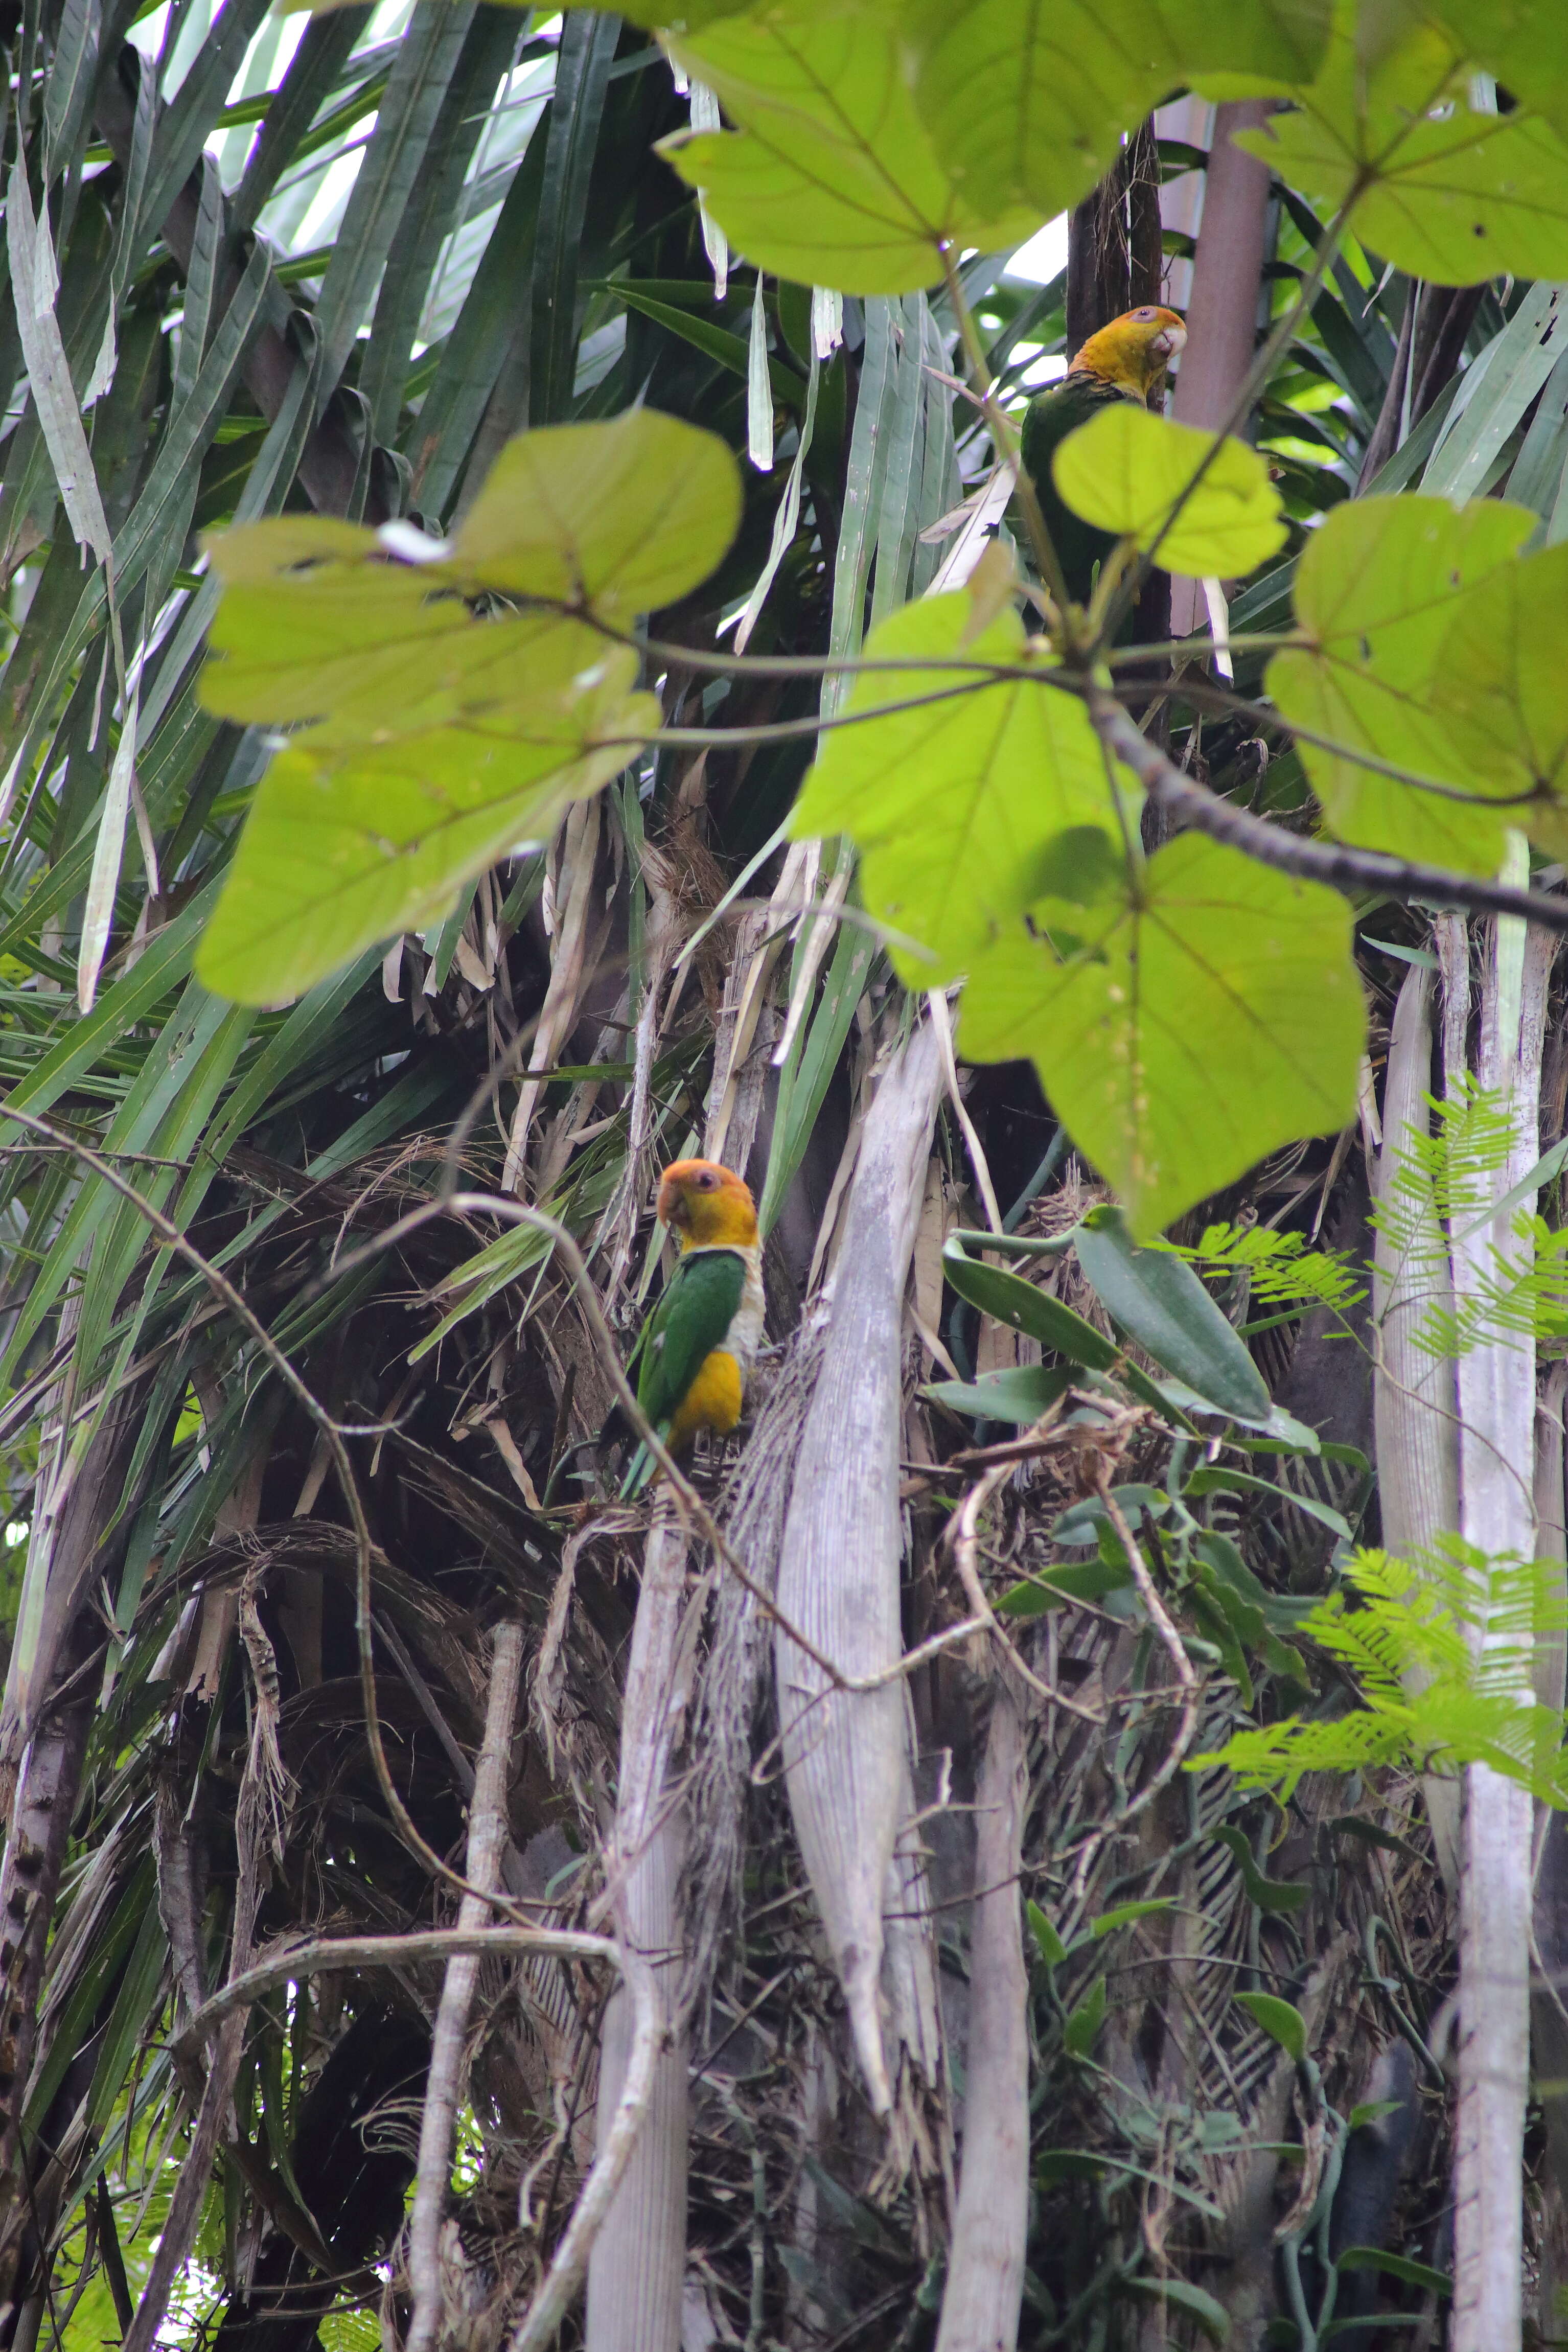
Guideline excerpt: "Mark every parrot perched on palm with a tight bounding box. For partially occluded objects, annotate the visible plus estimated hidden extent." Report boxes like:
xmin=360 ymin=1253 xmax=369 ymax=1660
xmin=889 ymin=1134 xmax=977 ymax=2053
xmin=1020 ymin=304 xmax=1187 ymax=609
xmin=618 ymin=1158 xmax=764 ymax=1497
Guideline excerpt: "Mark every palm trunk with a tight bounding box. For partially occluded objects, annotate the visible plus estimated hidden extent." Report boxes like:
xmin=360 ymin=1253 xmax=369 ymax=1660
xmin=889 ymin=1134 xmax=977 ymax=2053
xmin=775 ymin=1018 xmax=944 ymax=2118
xmin=585 ymin=1495 xmax=692 ymax=2352
xmin=933 ymin=1682 xmax=1029 ymax=2352
xmin=1372 ymin=962 xmax=1462 ymax=1886
xmin=1450 ymin=860 xmax=1556 ymax=2352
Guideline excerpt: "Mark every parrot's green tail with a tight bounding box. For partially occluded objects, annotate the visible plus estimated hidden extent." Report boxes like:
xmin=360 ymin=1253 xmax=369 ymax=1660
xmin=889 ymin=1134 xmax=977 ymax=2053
xmin=618 ymin=1440 xmax=655 ymax=1501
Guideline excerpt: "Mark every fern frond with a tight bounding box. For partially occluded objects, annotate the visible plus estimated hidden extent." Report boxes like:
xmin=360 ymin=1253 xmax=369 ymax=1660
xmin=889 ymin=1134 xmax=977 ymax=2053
xmin=1192 ymin=1711 xmax=1412 ymax=1803
xmin=1370 ymin=1080 xmax=1568 ymax=1359
xmin=1430 ymin=1076 xmax=1518 ymax=1224
xmin=1194 ymin=1538 xmax=1568 ymax=1808
xmin=1413 ymin=1213 xmax=1568 ymax=1359
xmin=1182 ymin=1223 xmax=1366 ymax=1313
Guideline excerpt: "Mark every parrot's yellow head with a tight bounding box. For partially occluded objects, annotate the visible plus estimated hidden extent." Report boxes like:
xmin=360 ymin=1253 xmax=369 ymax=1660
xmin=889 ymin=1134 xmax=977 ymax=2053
xmin=1070 ymin=305 xmax=1187 ymax=407
xmin=656 ymin=1158 xmax=758 ymax=1251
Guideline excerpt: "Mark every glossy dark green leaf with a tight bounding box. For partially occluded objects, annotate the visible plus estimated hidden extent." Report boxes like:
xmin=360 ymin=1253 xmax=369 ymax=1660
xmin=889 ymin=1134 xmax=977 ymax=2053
xmin=942 ymin=1236 xmax=1119 ymax=1370
xmin=1090 ymin=1898 xmax=1178 ymax=1939
xmin=1027 ymin=1899 xmax=1068 ymax=1967
xmin=1074 ymin=1204 xmax=1272 ymax=1420
xmin=1051 ymin=1484 xmax=1170 ymax=1546
xmin=1118 ymin=2275 xmax=1232 ymax=2345
xmin=1335 ymin=2246 xmax=1452 ymax=2295
xmin=995 ymin=1557 xmax=1135 ymax=1617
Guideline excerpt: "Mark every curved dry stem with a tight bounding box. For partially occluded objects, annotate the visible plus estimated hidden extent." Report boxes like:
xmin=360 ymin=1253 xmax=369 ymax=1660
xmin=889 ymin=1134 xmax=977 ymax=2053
xmin=407 ymin=1621 xmax=527 ymax=2352
xmin=175 ymin=1926 xmax=616 ymax=2060
xmin=949 ymin=1444 xmax=1085 ymax=1718
xmin=1068 ymin=1471 xmax=1200 ymax=1905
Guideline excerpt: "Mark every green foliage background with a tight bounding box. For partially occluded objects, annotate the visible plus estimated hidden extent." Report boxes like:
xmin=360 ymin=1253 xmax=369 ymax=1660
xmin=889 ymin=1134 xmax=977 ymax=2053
xmin=6 ymin=0 xmax=1568 ymax=2346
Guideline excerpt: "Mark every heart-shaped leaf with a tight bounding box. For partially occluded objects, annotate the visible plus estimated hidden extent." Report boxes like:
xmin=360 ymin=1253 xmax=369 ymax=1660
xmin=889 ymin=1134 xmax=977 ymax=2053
xmin=1235 ymin=1989 xmax=1308 ymax=2061
xmin=1052 ymin=406 xmax=1287 ymax=580
xmin=959 ymin=835 xmax=1365 ymax=1238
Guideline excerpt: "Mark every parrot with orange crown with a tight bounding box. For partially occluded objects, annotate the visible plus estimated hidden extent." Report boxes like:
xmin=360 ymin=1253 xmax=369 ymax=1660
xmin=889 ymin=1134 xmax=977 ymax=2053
xmin=618 ymin=1158 xmax=764 ymax=1497
xmin=1020 ymin=303 xmax=1187 ymax=609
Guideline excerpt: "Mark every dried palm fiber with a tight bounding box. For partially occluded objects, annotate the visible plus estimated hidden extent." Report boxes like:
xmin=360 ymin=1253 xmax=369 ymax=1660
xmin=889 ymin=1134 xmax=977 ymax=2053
xmin=774 ymin=1017 xmax=944 ymax=2117
xmin=585 ymin=1491 xmax=694 ymax=2352
xmin=0 ymin=1378 xmax=145 ymax=2301
xmin=119 ymin=1577 xmax=291 ymax=2352
xmin=685 ymin=1328 xmax=827 ymax=2019
xmin=933 ymin=1679 xmax=1029 ymax=2352
xmin=1371 ymin=960 xmax=1462 ymax=1887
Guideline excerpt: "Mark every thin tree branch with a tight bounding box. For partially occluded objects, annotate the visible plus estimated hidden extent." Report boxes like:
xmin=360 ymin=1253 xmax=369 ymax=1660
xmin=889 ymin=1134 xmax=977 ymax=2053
xmin=1088 ymin=687 xmax=1568 ymax=933
xmin=176 ymin=1926 xmax=616 ymax=2060
xmin=506 ymin=1935 xmax=661 ymax=2352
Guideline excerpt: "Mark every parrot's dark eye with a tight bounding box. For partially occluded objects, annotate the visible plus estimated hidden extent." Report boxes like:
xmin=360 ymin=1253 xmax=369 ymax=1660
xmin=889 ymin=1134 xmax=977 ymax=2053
xmin=1132 ymin=305 xmax=1157 ymax=322
xmin=696 ymin=1170 xmax=718 ymax=1189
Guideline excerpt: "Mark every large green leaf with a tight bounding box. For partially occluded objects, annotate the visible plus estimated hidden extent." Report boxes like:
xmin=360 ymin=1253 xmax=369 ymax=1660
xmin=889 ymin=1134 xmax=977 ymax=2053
xmin=786 ymin=590 xmax=1126 ymax=986
xmin=921 ymin=1365 xmax=1072 ymax=1424
xmin=1234 ymin=1989 xmax=1307 ymax=2063
xmin=659 ymin=2 xmax=1044 ymax=294
xmin=196 ymin=642 xmax=655 ymax=1004
xmin=1428 ymin=543 xmax=1568 ymax=859
xmin=194 ymin=411 xmax=740 ymax=998
xmin=1236 ymin=14 xmax=1568 ymax=284
xmin=1269 ymin=493 xmax=1534 ymax=873
xmin=1413 ymin=0 xmax=1568 ymax=145
xmin=959 ymin=835 xmax=1365 ymax=1237
xmin=907 ymin=0 xmax=1330 ymax=224
xmin=204 ymin=413 xmax=742 ymax=694
xmin=448 ymin=411 xmax=742 ymax=617
xmin=1052 ymin=407 xmax=1287 ymax=581
xmin=198 ymin=517 xmax=476 ymax=728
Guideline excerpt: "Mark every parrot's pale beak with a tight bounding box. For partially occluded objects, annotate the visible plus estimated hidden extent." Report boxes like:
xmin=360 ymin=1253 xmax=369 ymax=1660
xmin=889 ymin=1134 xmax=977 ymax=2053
xmin=1151 ymin=322 xmax=1187 ymax=363
xmin=657 ymin=1178 xmax=688 ymax=1229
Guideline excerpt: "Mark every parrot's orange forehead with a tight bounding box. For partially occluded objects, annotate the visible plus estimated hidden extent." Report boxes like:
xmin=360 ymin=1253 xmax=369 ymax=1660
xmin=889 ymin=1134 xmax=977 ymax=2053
xmin=656 ymin=1158 xmax=756 ymax=1232
xmin=1072 ymin=306 xmax=1186 ymax=396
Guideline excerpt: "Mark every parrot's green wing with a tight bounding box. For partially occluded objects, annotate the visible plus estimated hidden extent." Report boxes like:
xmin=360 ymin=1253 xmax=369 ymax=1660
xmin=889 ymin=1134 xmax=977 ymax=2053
xmin=636 ymin=1247 xmax=747 ymax=1432
xmin=1020 ymin=372 xmax=1131 ymax=609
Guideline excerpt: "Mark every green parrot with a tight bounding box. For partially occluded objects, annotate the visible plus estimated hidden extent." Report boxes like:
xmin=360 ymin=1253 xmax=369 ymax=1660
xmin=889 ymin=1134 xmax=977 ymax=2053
xmin=618 ymin=1157 xmax=765 ymax=1498
xmin=1020 ymin=304 xmax=1188 ymax=608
